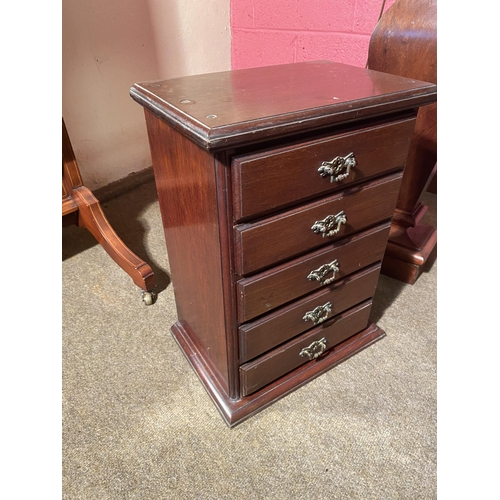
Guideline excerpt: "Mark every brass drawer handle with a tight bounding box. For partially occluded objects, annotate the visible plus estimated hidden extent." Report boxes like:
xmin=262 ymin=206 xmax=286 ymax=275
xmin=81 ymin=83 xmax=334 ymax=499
xmin=299 ymin=337 xmax=328 ymax=360
xmin=307 ymin=259 xmax=339 ymax=286
xmin=303 ymin=301 xmax=332 ymax=325
xmin=311 ymin=211 xmax=347 ymax=238
xmin=318 ymin=152 xmax=356 ymax=183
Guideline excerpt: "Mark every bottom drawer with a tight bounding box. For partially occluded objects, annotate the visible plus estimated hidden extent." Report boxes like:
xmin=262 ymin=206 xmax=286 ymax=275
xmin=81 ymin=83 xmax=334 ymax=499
xmin=240 ymin=299 xmax=373 ymax=397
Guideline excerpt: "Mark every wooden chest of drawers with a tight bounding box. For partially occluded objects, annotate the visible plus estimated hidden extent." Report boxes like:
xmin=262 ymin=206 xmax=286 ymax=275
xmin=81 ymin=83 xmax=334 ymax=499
xmin=131 ymin=61 xmax=437 ymax=427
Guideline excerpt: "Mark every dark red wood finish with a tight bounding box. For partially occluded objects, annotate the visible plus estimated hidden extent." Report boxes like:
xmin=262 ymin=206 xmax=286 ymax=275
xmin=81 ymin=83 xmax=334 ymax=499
xmin=132 ymin=61 xmax=437 ymax=427
xmin=240 ymin=300 xmax=373 ymax=396
xmin=239 ymin=264 xmax=381 ymax=363
xmin=130 ymin=61 xmax=436 ymax=151
xmin=232 ymin=117 xmax=415 ymax=221
xmin=234 ymin=172 xmax=403 ymax=276
xmin=144 ymin=111 xmax=232 ymax=394
xmin=236 ymin=222 xmax=391 ymax=322
xmin=172 ymin=319 xmax=384 ymax=427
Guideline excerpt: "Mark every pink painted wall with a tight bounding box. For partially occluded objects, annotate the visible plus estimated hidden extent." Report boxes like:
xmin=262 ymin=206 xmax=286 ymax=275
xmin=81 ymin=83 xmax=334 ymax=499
xmin=231 ymin=0 xmax=397 ymax=70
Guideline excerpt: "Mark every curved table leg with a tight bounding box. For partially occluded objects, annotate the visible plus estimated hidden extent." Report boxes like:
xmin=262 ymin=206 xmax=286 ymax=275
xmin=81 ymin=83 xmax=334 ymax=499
xmin=72 ymin=185 xmax=157 ymax=302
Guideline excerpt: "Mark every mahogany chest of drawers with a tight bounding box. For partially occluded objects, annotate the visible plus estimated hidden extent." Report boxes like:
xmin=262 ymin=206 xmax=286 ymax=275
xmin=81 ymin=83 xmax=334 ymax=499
xmin=131 ymin=61 xmax=437 ymax=427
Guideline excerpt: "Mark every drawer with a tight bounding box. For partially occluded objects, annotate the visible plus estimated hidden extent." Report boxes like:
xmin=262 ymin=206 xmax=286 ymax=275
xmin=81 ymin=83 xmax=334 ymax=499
xmin=240 ymin=299 xmax=373 ymax=397
xmin=236 ymin=222 xmax=390 ymax=323
xmin=232 ymin=117 xmax=415 ymax=221
xmin=239 ymin=263 xmax=380 ymax=363
xmin=234 ymin=171 xmax=402 ymax=276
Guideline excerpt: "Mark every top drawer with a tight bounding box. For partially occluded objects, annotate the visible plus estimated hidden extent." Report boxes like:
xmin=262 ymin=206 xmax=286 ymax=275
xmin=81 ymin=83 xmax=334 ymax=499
xmin=232 ymin=117 xmax=415 ymax=221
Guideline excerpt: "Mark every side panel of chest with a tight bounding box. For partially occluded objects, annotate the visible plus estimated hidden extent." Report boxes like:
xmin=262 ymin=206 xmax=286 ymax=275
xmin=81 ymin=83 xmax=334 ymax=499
xmin=144 ymin=110 xmax=234 ymax=397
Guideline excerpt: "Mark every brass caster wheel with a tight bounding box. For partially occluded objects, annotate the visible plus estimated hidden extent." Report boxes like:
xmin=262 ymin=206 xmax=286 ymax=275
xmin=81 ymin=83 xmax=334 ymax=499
xmin=142 ymin=290 xmax=157 ymax=306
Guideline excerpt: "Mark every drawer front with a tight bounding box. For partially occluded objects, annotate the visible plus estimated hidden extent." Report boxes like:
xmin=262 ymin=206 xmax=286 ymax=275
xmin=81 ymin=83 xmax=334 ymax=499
xmin=239 ymin=264 xmax=380 ymax=363
xmin=240 ymin=300 xmax=373 ymax=397
xmin=236 ymin=222 xmax=390 ymax=323
xmin=234 ymin=171 xmax=402 ymax=276
xmin=232 ymin=117 xmax=415 ymax=221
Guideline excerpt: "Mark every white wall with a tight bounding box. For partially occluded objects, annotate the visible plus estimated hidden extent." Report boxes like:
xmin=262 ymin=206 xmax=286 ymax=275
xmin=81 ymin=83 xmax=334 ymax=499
xmin=63 ymin=0 xmax=231 ymax=191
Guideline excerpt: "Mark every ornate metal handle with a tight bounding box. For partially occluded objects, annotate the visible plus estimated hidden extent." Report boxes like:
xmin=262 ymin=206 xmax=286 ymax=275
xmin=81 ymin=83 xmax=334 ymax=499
xmin=303 ymin=302 xmax=332 ymax=325
xmin=318 ymin=152 xmax=356 ymax=183
xmin=299 ymin=337 xmax=328 ymax=360
xmin=311 ymin=211 xmax=347 ymax=238
xmin=307 ymin=259 xmax=340 ymax=286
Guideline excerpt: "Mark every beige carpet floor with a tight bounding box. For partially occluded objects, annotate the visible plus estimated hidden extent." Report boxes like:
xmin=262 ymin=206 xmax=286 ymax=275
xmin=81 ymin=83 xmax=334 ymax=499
xmin=62 ymin=181 xmax=437 ymax=499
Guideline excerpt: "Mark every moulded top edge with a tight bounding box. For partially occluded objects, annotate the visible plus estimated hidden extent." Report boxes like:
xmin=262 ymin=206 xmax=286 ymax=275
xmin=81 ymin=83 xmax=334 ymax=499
xmin=130 ymin=61 xmax=437 ymax=150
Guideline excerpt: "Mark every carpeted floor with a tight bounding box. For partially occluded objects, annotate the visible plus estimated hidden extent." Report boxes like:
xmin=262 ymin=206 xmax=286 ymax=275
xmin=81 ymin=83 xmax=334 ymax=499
xmin=62 ymin=180 xmax=437 ymax=499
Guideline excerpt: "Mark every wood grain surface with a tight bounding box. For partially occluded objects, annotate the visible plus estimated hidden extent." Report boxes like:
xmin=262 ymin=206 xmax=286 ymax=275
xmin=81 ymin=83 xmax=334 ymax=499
xmin=130 ymin=60 xmax=436 ymax=150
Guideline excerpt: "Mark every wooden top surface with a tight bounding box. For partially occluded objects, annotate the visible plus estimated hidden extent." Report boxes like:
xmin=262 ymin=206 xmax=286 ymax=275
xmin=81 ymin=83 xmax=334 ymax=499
xmin=130 ymin=60 xmax=437 ymax=151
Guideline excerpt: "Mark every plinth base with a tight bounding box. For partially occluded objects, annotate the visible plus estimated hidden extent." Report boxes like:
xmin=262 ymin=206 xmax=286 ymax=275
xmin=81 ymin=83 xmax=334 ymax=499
xmin=171 ymin=321 xmax=386 ymax=427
